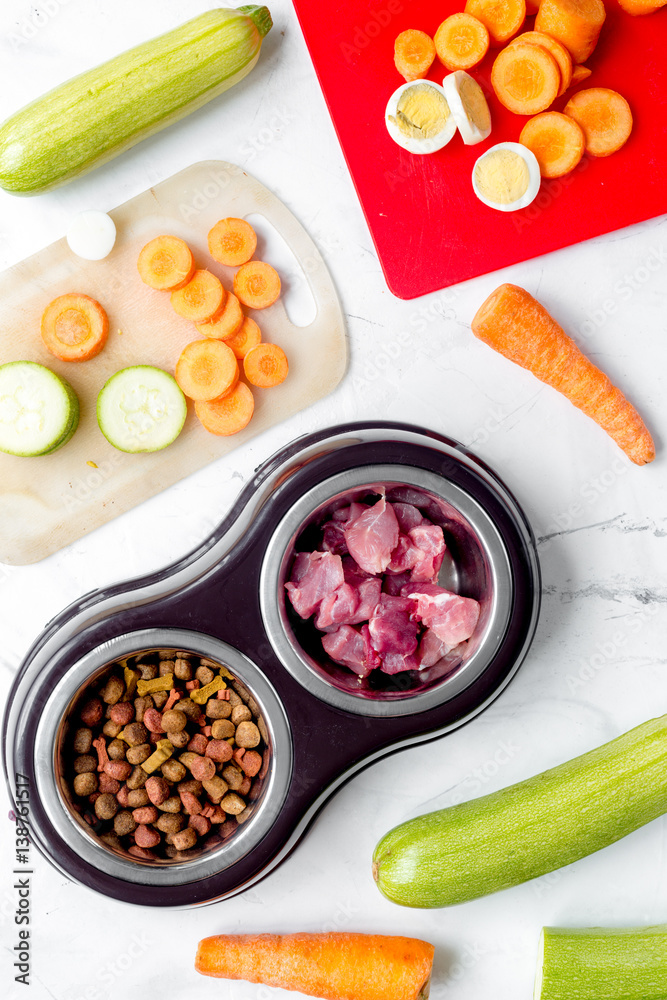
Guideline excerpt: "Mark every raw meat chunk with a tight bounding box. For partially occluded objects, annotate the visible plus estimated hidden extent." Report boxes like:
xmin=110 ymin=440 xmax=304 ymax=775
xmin=322 ymin=624 xmax=380 ymax=677
xmin=418 ymin=628 xmax=453 ymax=667
xmin=406 ymin=584 xmax=480 ymax=646
xmin=391 ymin=502 xmax=426 ymax=533
xmin=344 ymin=498 xmax=399 ymax=575
xmin=368 ymin=594 xmax=419 ymax=656
xmin=315 ymin=583 xmax=359 ymax=629
xmin=285 ymin=551 xmax=344 ymax=619
xmin=408 ymin=524 xmax=446 ymax=582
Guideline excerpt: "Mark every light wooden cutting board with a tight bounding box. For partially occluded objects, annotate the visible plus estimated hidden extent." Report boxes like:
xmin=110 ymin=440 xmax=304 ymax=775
xmin=0 ymin=161 xmax=347 ymax=565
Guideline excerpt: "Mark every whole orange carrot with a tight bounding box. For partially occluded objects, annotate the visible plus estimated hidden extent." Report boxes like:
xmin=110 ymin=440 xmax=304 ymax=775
xmin=195 ymin=932 xmax=435 ymax=1000
xmin=471 ymin=284 xmax=654 ymax=465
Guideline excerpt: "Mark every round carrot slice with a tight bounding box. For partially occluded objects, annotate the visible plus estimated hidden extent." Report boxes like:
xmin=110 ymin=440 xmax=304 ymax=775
xmin=195 ymin=382 xmax=255 ymax=436
xmin=394 ymin=29 xmax=436 ymax=81
xmin=137 ymin=235 xmax=195 ymax=291
xmin=175 ymin=339 xmax=238 ymax=401
xmin=520 ymin=111 xmax=585 ymax=177
xmin=171 ymin=270 xmax=226 ymax=323
xmin=195 ymin=292 xmax=244 ymax=341
xmin=509 ymin=31 xmax=572 ymax=95
xmin=208 ymin=218 xmax=257 ymax=267
xmin=464 ymin=0 xmax=526 ymax=44
xmin=225 ymin=317 xmax=262 ymax=360
xmin=233 ymin=262 xmax=281 ymax=310
xmin=434 ymin=14 xmax=490 ymax=71
xmin=491 ymin=43 xmax=560 ymax=114
xmin=41 ymin=293 xmax=109 ymax=362
xmin=244 ymin=344 xmax=289 ymax=388
xmin=563 ymin=88 xmax=633 ymax=157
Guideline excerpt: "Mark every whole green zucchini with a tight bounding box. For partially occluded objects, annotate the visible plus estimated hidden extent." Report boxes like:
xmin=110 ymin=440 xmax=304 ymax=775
xmin=0 ymin=6 xmax=272 ymax=195
xmin=535 ymin=925 xmax=667 ymax=1000
xmin=373 ymin=714 xmax=667 ymax=907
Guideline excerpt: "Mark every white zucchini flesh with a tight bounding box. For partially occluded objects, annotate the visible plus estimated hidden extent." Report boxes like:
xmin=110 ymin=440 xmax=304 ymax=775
xmin=536 ymin=925 xmax=667 ymax=1000
xmin=0 ymin=361 xmax=79 ymax=456
xmin=97 ymin=366 xmax=187 ymax=453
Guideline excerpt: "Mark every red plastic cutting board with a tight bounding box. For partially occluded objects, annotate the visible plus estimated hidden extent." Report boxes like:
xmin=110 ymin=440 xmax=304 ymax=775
xmin=292 ymin=0 xmax=667 ymax=298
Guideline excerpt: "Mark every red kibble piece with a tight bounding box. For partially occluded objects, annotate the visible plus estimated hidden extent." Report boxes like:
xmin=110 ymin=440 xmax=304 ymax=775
xmin=117 ymin=784 xmax=130 ymax=807
xmin=233 ymin=748 xmax=246 ymax=765
xmin=128 ymin=844 xmax=157 ymax=860
xmin=149 ymin=732 xmax=160 ymax=745
xmin=132 ymin=805 xmax=159 ymax=825
xmin=189 ymin=813 xmax=211 ymax=837
xmin=258 ymin=749 xmax=270 ymax=779
xmin=189 ymin=755 xmax=216 ymax=782
xmin=187 ymin=733 xmax=208 ymax=755
xmin=238 ymin=776 xmax=252 ymax=797
xmin=220 ymin=818 xmax=237 ymax=837
xmin=210 ymin=805 xmax=227 ymax=824
xmin=98 ymin=773 xmax=121 ymax=795
xmin=134 ymin=824 xmax=161 ymax=848
xmin=205 ymin=740 xmax=233 ymax=763
xmin=92 ymin=735 xmax=109 ymax=772
xmin=203 ymin=725 xmax=212 ymax=737
xmin=240 ymin=750 xmax=262 ymax=777
xmin=180 ymin=790 xmax=203 ymax=815
xmin=201 ymin=803 xmax=216 ymax=819
xmin=145 ymin=775 xmax=170 ymax=806
xmin=80 ymin=697 xmax=104 ymax=726
xmin=143 ymin=708 xmax=165 ymax=734
xmin=104 ymin=759 xmax=132 ymax=781
xmin=109 ymin=702 xmax=134 ymax=725
xmin=163 ymin=689 xmax=181 ymax=713
xmin=84 ymin=810 xmax=97 ymax=823
xmin=217 ymin=690 xmax=231 ymax=701
xmin=186 ymin=680 xmax=200 ymax=690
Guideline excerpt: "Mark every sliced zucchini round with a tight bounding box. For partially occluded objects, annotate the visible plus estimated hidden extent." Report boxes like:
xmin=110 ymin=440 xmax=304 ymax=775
xmin=0 ymin=361 xmax=79 ymax=457
xmin=97 ymin=365 xmax=187 ymax=453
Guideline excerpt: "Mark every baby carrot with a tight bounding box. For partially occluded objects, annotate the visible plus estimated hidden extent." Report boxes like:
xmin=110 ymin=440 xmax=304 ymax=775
xmin=233 ymin=261 xmax=281 ymax=309
xmin=137 ymin=235 xmax=195 ymax=291
xmin=41 ymin=293 xmax=109 ymax=362
xmin=208 ymin=218 xmax=257 ymax=266
xmin=195 ymin=932 xmax=435 ymax=1000
xmin=394 ymin=29 xmax=436 ymax=81
xmin=617 ymin=0 xmax=666 ymax=13
xmin=244 ymin=343 xmax=288 ymax=388
xmin=471 ymin=284 xmax=654 ymax=465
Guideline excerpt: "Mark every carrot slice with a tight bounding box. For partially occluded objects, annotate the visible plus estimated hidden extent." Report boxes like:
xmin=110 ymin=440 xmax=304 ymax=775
xmin=434 ymin=14 xmax=490 ymax=70
xmin=464 ymin=0 xmax=526 ymax=44
xmin=509 ymin=30 xmax=572 ymax=94
xmin=225 ymin=317 xmax=262 ymax=360
xmin=535 ymin=0 xmax=605 ymax=63
xmin=491 ymin=42 xmax=560 ymax=114
xmin=564 ymin=87 xmax=632 ymax=156
xmin=617 ymin=0 xmax=666 ymax=13
xmin=195 ymin=292 xmax=244 ymax=341
xmin=175 ymin=340 xmax=238 ymax=401
xmin=520 ymin=111 xmax=585 ymax=176
xmin=471 ymin=283 xmax=654 ymax=465
xmin=195 ymin=382 xmax=255 ymax=436
xmin=137 ymin=235 xmax=195 ymax=291
xmin=171 ymin=270 xmax=225 ymax=323
xmin=41 ymin=293 xmax=109 ymax=362
xmin=233 ymin=262 xmax=281 ymax=310
xmin=525 ymin=0 xmax=541 ymax=12
xmin=394 ymin=29 xmax=436 ymax=81
xmin=244 ymin=343 xmax=288 ymax=388
xmin=208 ymin=218 xmax=257 ymax=267
xmin=195 ymin=932 xmax=435 ymax=1000
xmin=570 ymin=63 xmax=592 ymax=85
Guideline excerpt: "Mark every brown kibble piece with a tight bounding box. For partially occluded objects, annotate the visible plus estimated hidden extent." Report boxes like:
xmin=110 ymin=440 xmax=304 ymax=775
xmin=240 ymin=750 xmax=262 ymax=777
xmin=127 ymin=788 xmax=150 ymax=808
xmin=121 ymin=722 xmax=149 ymax=746
xmin=174 ymin=658 xmax=192 ymax=680
xmin=156 ymin=812 xmax=184 ymax=833
xmin=139 ymin=662 xmax=158 ymax=680
xmin=134 ymin=824 xmax=161 ymax=848
xmin=132 ymin=805 xmax=159 ymax=824
xmin=80 ymin=697 xmax=104 ymax=726
xmin=158 ymin=796 xmax=182 ymax=814
xmin=100 ymin=831 xmax=123 ymax=850
xmin=178 ymin=778 xmax=203 ymax=797
xmin=74 ymin=753 xmax=97 ymax=774
xmin=167 ymin=729 xmax=189 ymax=748
xmin=220 ymin=818 xmax=238 ymax=837
xmin=228 ymin=690 xmax=242 ymax=708
xmin=206 ymin=699 xmax=232 ymax=720
xmin=162 ymin=709 xmax=187 ymax=732
xmin=231 ymin=704 xmax=252 ymax=725
xmin=103 ymin=720 xmax=123 ymax=738
xmin=145 ymin=775 xmax=170 ymax=806
xmin=126 ymin=743 xmax=152 ymax=765
xmin=235 ymin=721 xmax=260 ymax=748
xmin=161 ymin=759 xmax=186 ymax=782
xmin=220 ymin=792 xmax=246 ymax=815
xmin=236 ymin=805 xmax=254 ymax=824
xmin=133 ymin=696 xmax=153 ymax=722
xmin=211 ymin=719 xmax=235 ymax=740
xmin=114 ymin=810 xmax=137 ymax=837
xmin=172 ymin=827 xmax=198 ymax=851
xmin=221 ymin=765 xmax=244 ymax=791
xmin=126 ymin=765 xmax=148 ymax=790
xmin=152 ymin=691 xmax=169 ymax=710
xmin=73 ymin=727 xmax=93 ymax=754
xmin=109 ymin=702 xmax=134 ymax=725
xmin=98 ymin=773 xmax=121 ymax=795
xmin=104 ymin=760 xmax=132 ymax=781
xmin=73 ymin=772 xmax=98 ymax=796
xmin=102 ymin=675 xmax=124 ymax=705
xmin=106 ymin=739 xmax=127 ymax=761
xmin=206 ymin=739 xmax=233 ymax=763
xmin=178 ymin=699 xmax=202 ymax=722
xmin=196 ymin=665 xmax=215 ymax=685
xmin=94 ymin=793 xmax=119 ymax=820
xmin=159 ymin=659 xmax=175 ymax=676
xmin=202 ymin=776 xmax=229 ymax=803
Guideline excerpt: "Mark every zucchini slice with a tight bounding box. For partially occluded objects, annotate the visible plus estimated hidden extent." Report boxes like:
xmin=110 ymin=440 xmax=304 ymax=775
xmin=97 ymin=366 xmax=187 ymax=453
xmin=0 ymin=361 xmax=79 ymax=457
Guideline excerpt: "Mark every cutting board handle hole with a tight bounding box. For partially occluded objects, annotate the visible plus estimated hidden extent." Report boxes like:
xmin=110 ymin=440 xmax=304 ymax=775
xmin=245 ymin=213 xmax=317 ymax=328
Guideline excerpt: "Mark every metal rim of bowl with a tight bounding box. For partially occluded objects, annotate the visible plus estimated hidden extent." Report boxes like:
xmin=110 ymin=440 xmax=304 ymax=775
xmin=259 ymin=464 xmax=513 ymax=718
xmin=33 ymin=628 xmax=293 ymax=887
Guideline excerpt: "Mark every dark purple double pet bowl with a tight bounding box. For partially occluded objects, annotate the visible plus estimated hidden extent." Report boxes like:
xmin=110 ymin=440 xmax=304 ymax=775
xmin=3 ymin=422 xmax=540 ymax=906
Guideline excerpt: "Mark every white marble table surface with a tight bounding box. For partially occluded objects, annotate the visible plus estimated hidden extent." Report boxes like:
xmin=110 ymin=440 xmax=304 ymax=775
xmin=0 ymin=1 xmax=665 ymax=998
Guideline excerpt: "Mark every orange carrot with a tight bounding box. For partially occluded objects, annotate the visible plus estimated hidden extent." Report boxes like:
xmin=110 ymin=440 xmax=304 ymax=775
xmin=509 ymin=30 xmax=572 ymax=93
xmin=519 ymin=110 xmax=585 ymax=176
xmin=617 ymin=0 xmax=666 ymax=13
xmin=195 ymin=292 xmax=244 ymax=341
xmin=535 ymin=0 xmax=605 ymax=63
xmin=491 ymin=42 xmax=560 ymax=113
xmin=195 ymin=382 xmax=255 ymax=436
xmin=171 ymin=270 xmax=225 ymax=323
xmin=225 ymin=316 xmax=262 ymax=360
xmin=434 ymin=14 xmax=490 ymax=70
xmin=569 ymin=63 xmax=592 ymax=85
xmin=564 ymin=88 xmax=632 ymax=156
xmin=41 ymin=293 xmax=109 ymax=362
xmin=244 ymin=343 xmax=288 ymax=388
xmin=208 ymin=218 xmax=257 ymax=267
xmin=233 ymin=261 xmax=281 ymax=310
xmin=195 ymin=933 xmax=435 ymax=1000
xmin=394 ymin=29 xmax=436 ymax=81
xmin=137 ymin=235 xmax=195 ymax=291
xmin=471 ymin=283 xmax=654 ymax=465
xmin=464 ymin=0 xmax=526 ymax=44
xmin=526 ymin=0 xmax=541 ymax=12
xmin=175 ymin=339 xmax=238 ymax=401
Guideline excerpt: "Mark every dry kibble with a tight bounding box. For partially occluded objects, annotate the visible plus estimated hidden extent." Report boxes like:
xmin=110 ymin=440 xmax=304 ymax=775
xmin=240 ymin=750 xmax=262 ymax=777
xmin=195 ymin=665 xmax=215 ymax=685
xmin=103 ymin=720 xmax=123 ymax=739
xmin=126 ymin=766 xmax=148 ymax=790
xmin=152 ymin=691 xmax=169 ymax=710
xmin=102 ymin=675 xmax=124 ymax=705
xmin=191 ymin=755 xmax=215 ymax=782
xmin=156 ymin=812 xmax=184 ymax=833
xmin=180 ymin=790 xmax=203 ymax=815
xmin=235 ymin=721 xmax=261 ymax=748
xmin=211 ymin=718 xmax=235 ymax=739
xmin=121 ymin=722 xmax=149 ymax=747
xmin=220 ymin=792 xmax=246 ymax=815
xmin=73 ymin=727 xmax=93 ymax=754
xmin=158 ymin=795 xmax=182 ymax=813
xmin=109 ymin=702 xmax=134 ymax=726
xmin=95 ymin=793 xmax=119 ymax=820
xmin=126 ymin=743 xmax=152 ymax=765
xmin=221 ymin=765 xmax=244 ymax=791
xmin=128 ymin=844 xmax=157 ymax=860
xmin=162 ymin=709 xmax=186 ymax=732
xmin=73 ymin=754 xmax=97 ymax=774
xmin=143 ymin=708 xmax=165 ymax=734
xmin=80 ymin=697 xmax=104 ymax=726
xmin=98 ymin=773 xmax=121 ymax=795
xmin=238 ymin=776 xmax=252 ymax=797
xmin=206 ymin=739 xmax=233 ymax=763
xmin=206 ymin=699 xmax=232 ymax=720
xmin=133 ymin=696 xmax=153 ymax=722
xmin=161 ymin=759 xmax=187 ymax=782
xmin=101 ymin=831 xmax=123 ymax=851
xmin=189 ymin=813 xmax=211 ymax=837
xmin=139 ymin=662 xmax=158 ymax=680
xmin=104 ymin=759 xmax=132 ymax=781
xmin=145 ymin=775 xmax=170 ymax=806
xmin=187 ymin=733 xmax=208 ymax=755
xmin=178 ymin=699 xmax=202 ymax=722
xmin=236 ymin=805 xmax=254 ymax=824
xmin=73 ymin=772 xmax=98 ymax=796
xmin=228 ymin=690 xmax=242 ymax=708
xmin=114 ymin=810 xmax=137 ymax=837
xmin=174 ymin=658 xmax=192 ymax=680
xmin=172 ymin=827 xmax=197 ymax=851
xmin=231 ymin=704 xmax=252 ymax=725
xmin=178 ymin=778 xmax=203 ymax=797
xmin=132 ymin=805 xmax=159 ymax=825
xmin=202 ymin=776 xmax=228 ymax=803
xmin=107 ymin=738 xmax=127 ymax=761
xmin=134 ymin=824 xmax=161 ymax=848
xmin=159 ymin=660 xmax=175 ymax=676
xmin=127 ymin=788 xmax=149 ymax=808
xmin=117 ymin=785 xmax=130 ymax=808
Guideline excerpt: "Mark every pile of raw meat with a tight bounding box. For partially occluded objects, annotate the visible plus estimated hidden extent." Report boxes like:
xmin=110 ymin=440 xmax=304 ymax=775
xmin=285 ymin=495 xmax=481 ymax=678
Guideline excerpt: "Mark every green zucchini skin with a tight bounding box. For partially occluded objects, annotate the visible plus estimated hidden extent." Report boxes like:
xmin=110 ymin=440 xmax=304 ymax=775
xmin=535 ymin=925 xmax=667 ymax=1000
xmin=373 ymin=715 xmax=667 ymax=908
xmin=0 ymin=6 xmax=272 ymax=195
